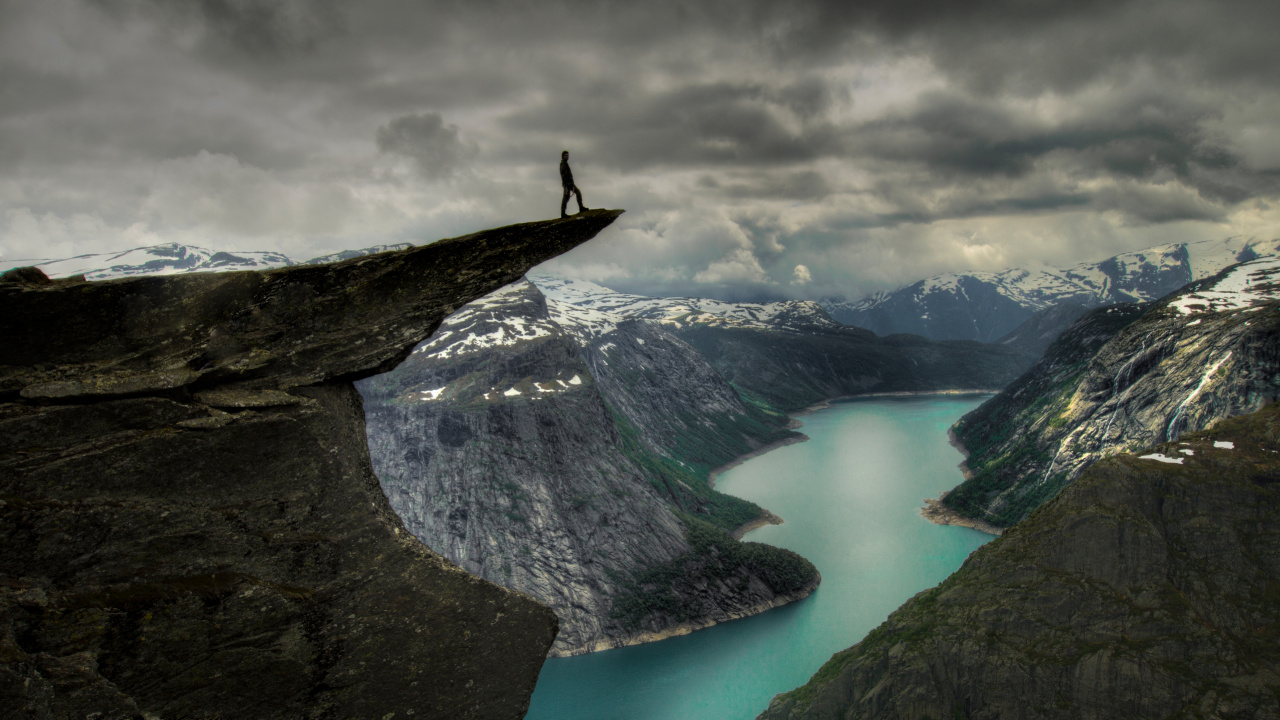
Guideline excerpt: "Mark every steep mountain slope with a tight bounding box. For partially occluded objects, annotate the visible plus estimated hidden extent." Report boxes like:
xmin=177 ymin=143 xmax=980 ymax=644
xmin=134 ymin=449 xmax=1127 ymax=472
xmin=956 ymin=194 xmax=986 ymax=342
xmin=679 ymin=325 xmax=1030 ymax=413
xmin=551 ymin=299 xmax=802 ymax=499
xmin=537 ymin=276 xmax=1034 ymax=412
xmin=944 ymin=257 xmax=1280 ymax=528
xmin=0 ymin=213 xmax=620 ymax=720
xmin=761 ymin=405 xmax=1280 ymax=720
xmin=822 ymin=236 xmax=1280 ymax=342
xmin=993 ymin=301 xmax=1091 ymax=358
xmin=0 ymin=241 xmax=411 ymax=280
xmin=356 ymin=281 xmax=817 ymax=656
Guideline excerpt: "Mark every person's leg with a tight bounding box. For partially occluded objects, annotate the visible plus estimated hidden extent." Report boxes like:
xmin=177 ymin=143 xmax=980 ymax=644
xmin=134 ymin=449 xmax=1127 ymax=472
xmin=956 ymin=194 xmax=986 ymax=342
xmin=573 ymin=185 xmax=587 ymax=212
xmin=561 ymin=187 xmax=571 ymax=218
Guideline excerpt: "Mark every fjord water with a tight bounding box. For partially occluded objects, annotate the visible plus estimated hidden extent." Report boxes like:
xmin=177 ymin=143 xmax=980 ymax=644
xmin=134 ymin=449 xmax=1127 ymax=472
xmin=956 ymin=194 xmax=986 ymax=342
xmin=524 ymin=395 xmax=994 ymax=720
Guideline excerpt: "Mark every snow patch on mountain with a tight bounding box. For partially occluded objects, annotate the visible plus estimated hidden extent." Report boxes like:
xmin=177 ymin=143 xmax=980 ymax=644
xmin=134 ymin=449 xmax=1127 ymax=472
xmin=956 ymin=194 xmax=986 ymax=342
xmin=1 ymin=241 xmax=413 ymax=281
xmin=1167 ymin=257 xmax=1280 ymax=316
xmin=412 ymin=281 xmax=561 ymax=361
xmin=533 ymin=274 xmax=841 ymax=333
xmin=819 ymin=236 xmax=1280 ymax=342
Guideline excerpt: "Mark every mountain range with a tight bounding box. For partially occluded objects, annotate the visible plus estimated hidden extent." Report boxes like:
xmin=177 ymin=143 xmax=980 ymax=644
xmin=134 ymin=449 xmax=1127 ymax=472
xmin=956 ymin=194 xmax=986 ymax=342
xmin=0 ymin=241 xmax=411 ymax=281
xmin=10 ymin=223 xmax=1280 ymax=717
xmin=355 ymin=279 xmax=820 ymax=656
xmin=820 ymin=236 xmax=1280 ymax=342
xmin=355 ymin=273 xmax=1026 ymax=654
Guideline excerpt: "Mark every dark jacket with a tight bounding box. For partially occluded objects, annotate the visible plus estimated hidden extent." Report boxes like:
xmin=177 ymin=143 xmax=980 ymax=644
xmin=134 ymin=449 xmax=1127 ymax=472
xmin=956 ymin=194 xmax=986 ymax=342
xmin=559 ymin=159 xmax=574 ymax=188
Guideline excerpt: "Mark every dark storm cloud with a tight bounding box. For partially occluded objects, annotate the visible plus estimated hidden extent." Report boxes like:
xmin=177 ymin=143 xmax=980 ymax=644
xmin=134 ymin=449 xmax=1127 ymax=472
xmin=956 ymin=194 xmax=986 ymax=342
xmin=376 ymin=113 xmax=478 ymax=180
xmin=190 ymin=0 xmax=342 ymax=55
xmin=502 ymin=80 xmax=842 ymax=171
xmin=89 ymin=0 xmax=345 ymax=56
xmin=3 ymin=0 xmax=1278 ymax=299
xmin=701 ymin=171 xmax=833 ymax=200
xmin=851 ymin=91 xmax=1237 ymax=181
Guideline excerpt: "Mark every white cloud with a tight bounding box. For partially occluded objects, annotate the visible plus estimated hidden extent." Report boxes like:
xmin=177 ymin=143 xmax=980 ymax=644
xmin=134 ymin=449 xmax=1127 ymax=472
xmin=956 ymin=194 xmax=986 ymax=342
xmin=693 ymin=247 xmax=771 ymax=284
xmin=791 ymin=263 xmax=812 ymax=284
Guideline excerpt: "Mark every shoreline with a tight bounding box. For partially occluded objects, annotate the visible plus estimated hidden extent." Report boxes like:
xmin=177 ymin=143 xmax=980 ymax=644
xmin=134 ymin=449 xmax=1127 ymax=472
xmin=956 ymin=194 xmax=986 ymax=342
xmin=708 ymin=433 xmax=810 ymax=490
xmin=919 ymin=428 xmax=1002 ymax=536
xmin=552 ymin=388 xmax=996 ymax=659
xmin=730 ymin=508 xmax=784 ymax=540
xmin=786 ymin=389 xmax=1000 ymax=421
xmin=920 ymin=491 xmax=1003 ymax=536
xmin=549 ymin=573 xmax=822 ymax=658
xmin=713 ymin=390 xmax=1000 ymax=538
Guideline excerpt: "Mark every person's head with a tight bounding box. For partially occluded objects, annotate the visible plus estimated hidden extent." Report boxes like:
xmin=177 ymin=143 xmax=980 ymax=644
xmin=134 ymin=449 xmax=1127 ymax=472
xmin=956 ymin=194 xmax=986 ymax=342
xmin=562 ymin=150 xmax=569 ymax=159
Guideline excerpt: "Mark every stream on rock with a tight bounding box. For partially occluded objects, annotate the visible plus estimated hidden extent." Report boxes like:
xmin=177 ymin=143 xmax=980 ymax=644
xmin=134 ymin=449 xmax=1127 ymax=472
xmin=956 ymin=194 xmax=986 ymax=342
xmin=523 ymin=394 xmax=994 ymax=720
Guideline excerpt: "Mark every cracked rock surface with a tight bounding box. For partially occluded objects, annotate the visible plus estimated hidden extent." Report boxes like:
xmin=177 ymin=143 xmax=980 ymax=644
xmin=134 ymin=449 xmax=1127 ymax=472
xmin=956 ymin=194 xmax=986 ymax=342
xmin=0 ymin=210 xmax=623 ymax=719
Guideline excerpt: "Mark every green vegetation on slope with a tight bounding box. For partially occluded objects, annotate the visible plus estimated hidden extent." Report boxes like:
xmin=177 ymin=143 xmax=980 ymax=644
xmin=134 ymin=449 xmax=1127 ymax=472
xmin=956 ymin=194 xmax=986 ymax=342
xmin=611 ymin=514 xmax=819 ymax=631
xmin=942 ymin=303 xmax=1149 ymax=527
xmin=609 ymin=404 xmax=795 ymax=532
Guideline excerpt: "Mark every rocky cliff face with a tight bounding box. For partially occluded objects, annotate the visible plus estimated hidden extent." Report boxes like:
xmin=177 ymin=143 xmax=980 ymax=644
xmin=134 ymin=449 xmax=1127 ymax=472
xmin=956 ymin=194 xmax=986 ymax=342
xmin=0 ymin=211 xmax=624 ymax=719
xmin=822 ymin=236 xmax=1280 ymax=342
xmin=944 ymin=257 xmax=1280 ymax=527
xmin=356 ymin=280 xmax=817 ymax=656
xmin=993 ymin=301 xmax=1091 ymax=359
xmin=761 ymin=403 xmax=1280 ymax=720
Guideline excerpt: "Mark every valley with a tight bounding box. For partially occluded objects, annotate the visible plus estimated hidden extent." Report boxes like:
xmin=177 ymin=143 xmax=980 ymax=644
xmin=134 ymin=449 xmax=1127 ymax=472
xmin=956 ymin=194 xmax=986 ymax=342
xmin=6 ymin=227 xmax=1279 ymax=719
xmin=354 ymin=275 xmax=1022 ymax=655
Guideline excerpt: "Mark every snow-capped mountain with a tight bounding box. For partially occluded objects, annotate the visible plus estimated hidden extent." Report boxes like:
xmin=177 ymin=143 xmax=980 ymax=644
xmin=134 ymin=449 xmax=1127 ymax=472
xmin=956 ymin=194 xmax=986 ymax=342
xmin=532 ymin=275 xmax=841 ymax=334
xmin=1 ymin=241 xmax=412 ymax=281
xmin=821 ymin=236 xmax=1280 ymax=342
xmin=301 ymin=245 xmax=413 ymax=265
xmin=532 ymin=275 xmax=1030 ymax=413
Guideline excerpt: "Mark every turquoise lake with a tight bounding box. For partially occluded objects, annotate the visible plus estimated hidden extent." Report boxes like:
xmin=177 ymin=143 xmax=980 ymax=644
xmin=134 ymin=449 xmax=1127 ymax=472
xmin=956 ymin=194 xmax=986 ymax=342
xmin=524 ymin=395 xmax=995 ymax=720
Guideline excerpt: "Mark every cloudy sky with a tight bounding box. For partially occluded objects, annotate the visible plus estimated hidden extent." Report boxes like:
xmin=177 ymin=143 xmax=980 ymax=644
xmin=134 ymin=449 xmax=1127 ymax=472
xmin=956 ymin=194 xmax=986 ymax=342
xmin=2 ymin=0 xmax=1278 ymax=300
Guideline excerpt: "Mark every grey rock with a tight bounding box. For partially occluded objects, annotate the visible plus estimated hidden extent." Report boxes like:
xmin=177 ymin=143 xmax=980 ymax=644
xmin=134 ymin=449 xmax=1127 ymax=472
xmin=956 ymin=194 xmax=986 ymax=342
xmin=357 ymin=280 xmax=817 ymax=656
xmin=946 ymin=258 xmax=1280 ymax=527
xmin=0 ymin=211 xmax=625 ymax=719
xmin=995 ymin=301 xmax=1091 ymax=359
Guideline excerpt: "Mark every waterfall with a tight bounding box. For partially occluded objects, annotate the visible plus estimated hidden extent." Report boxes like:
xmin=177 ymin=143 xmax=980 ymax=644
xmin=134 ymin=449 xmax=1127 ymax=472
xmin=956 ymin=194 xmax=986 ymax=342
xmin=1166 ymin=351 xmax=1233 ymax=441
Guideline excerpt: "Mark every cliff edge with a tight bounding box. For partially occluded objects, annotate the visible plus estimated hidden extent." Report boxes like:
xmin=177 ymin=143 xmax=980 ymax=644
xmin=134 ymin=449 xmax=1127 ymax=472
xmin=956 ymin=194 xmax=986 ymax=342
xmin=0 ymin=210 xmax=622 ymax=720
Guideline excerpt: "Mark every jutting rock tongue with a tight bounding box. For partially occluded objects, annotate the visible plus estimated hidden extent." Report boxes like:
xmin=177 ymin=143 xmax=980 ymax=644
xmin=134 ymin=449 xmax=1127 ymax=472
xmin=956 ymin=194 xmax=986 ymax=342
xmin=0 ymin=210 xmax=622 ymax=720
xmin=2 ymin=209 xmax=625 ymax=400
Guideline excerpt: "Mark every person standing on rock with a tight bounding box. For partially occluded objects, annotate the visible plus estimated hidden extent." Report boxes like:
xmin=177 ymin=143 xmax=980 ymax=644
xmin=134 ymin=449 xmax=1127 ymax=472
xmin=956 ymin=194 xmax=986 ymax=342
xmin=560 ymin=150 xmax=588 ymax=219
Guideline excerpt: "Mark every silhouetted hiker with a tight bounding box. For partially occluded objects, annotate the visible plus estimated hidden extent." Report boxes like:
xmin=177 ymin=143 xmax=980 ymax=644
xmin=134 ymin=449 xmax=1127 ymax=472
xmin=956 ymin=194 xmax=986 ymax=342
xmin=560 ymin=150 xmax=588 ymax=219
